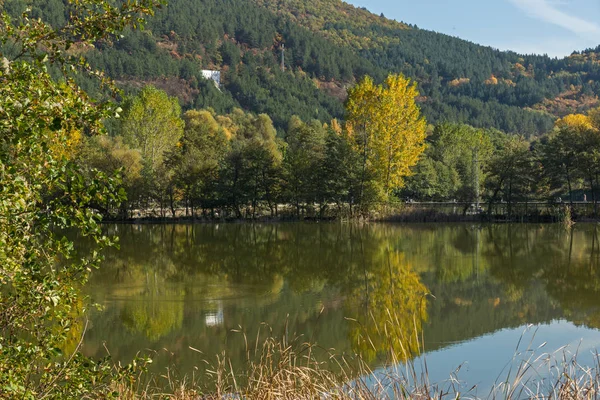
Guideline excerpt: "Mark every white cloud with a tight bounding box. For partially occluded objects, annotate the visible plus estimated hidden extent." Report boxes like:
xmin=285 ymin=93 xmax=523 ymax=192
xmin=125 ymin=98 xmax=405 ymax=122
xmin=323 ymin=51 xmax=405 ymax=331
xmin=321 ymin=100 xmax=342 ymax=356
xmin=508 ymin=0 xmax=600 ymax=39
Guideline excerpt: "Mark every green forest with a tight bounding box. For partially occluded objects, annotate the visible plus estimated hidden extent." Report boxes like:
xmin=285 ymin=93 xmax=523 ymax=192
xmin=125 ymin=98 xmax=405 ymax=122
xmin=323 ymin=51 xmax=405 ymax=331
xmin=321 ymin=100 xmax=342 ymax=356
xmin=77 ymin=82 xmax=600 ymax=221
xmin=5 ymin=0 xmax=600 ymax=135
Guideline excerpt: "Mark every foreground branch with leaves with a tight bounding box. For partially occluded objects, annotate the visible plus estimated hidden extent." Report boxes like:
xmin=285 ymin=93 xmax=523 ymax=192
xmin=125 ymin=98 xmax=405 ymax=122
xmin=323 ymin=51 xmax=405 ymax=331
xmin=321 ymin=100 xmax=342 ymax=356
xmin=0 ymin=1 xmax=161 ymax=397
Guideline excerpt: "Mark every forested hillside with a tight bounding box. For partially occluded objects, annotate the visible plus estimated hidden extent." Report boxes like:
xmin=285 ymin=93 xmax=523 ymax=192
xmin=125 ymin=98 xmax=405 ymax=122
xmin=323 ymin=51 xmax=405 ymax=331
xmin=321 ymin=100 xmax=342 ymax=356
xmin=4 ymin=0 xmax=600 ymax=135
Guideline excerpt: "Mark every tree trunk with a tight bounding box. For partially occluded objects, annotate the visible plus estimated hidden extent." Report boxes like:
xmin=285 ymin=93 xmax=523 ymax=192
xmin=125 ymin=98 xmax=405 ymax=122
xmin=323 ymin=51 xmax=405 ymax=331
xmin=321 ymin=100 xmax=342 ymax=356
xmin=508 ymin=178 xmax=513 ymax=220
xmin=319 ymin=202 xmax=327 ymax=220
xmin=358 ymin=125 xmax=369 ymax=210
xmin=169 ymin=188 xmax=176 ymax=218
xmin=595 ymin=172 xmax=600 ymax=217
xmin=473 ymin=149 xmax=480 ymax=209
xmin=121 ymin=203 xmax=128 ymax=221
xmin=590 ymin=175 xmax=597 ymax=216
xmin=566 ymin=165 xmax=573 ymax=205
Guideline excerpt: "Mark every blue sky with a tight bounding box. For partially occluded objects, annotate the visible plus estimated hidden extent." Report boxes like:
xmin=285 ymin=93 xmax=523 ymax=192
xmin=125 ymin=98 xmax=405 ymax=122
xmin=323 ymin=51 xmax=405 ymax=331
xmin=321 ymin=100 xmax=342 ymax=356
xmin=346 ymin=0 xmax=600 ymax=58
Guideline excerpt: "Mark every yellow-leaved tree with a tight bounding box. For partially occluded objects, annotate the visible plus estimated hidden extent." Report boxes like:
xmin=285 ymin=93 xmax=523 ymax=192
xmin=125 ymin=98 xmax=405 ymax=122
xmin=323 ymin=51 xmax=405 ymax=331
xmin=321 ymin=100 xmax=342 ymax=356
xmin=555 ymin=113 xmax=596 ymax=132
xmin=346 ymin=74 xmax=426 ymax=209
xmin=553 ymin=112 xmax=600 ymax=212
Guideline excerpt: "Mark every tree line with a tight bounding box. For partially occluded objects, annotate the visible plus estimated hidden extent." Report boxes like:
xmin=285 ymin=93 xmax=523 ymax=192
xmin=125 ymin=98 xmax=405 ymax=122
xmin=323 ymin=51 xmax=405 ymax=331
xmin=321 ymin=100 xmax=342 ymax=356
xmin=77 ymin=75 xmax=426 ymax=219
xmin=403 ymin=110 xmax=600 ymax=218
xmin=77 ymin=78 xmax=600 ymax=220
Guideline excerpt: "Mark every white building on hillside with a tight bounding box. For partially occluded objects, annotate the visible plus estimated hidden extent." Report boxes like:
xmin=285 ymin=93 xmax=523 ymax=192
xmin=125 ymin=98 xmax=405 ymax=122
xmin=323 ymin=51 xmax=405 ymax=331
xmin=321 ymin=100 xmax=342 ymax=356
xmin=201 ymin=70 xmax=221 ymax=89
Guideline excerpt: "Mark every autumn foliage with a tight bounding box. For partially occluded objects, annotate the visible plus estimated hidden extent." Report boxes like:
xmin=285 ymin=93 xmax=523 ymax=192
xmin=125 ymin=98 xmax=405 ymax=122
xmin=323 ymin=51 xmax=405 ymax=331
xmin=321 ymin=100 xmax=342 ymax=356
xmin=346 ymin=74 xmax=426 ymax=204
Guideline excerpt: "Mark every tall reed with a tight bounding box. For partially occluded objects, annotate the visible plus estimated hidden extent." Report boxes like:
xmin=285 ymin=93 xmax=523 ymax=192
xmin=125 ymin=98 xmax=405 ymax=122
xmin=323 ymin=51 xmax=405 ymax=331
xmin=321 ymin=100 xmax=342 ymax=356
xmin=109 ymin=318 xmax=600 ymax=399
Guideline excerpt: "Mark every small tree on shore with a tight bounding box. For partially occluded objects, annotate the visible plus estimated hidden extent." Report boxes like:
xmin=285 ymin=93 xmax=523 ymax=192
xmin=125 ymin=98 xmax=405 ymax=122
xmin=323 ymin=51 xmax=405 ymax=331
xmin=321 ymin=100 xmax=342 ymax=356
xmin=346 ymin=74 xmax=426 ymax=210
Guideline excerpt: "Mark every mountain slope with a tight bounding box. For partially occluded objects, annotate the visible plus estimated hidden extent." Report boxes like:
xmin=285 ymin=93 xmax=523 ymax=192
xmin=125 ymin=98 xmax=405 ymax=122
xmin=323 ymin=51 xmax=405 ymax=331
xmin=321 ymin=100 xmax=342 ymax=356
xmin=256 ymin=0 xmax=600 ymax=124
xmin=253 ymin=0 xmax=410 ymax=49
xmin=5 ymin=0 xmax=600 ymax=135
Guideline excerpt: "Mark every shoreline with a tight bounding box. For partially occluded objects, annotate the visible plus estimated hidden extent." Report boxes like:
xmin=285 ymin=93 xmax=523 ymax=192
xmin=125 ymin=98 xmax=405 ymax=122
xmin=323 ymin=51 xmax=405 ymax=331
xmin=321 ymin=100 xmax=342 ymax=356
xmin=99 ymin=214 xmax=600 ymax=224
xmin=99 ymin=202 xmax=600 ymax=224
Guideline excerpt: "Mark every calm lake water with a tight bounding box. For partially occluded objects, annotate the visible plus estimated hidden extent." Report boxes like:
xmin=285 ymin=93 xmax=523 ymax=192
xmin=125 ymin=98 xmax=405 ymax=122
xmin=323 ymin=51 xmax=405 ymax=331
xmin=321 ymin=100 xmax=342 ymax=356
xmin=82 ymin=223 xmax=600 ymax=394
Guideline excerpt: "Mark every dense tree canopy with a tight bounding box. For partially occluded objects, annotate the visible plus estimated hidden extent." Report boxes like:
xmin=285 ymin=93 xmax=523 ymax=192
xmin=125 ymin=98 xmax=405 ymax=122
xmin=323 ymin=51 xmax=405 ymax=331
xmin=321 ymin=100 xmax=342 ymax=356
xmin=68 ymin=76 xmax=600 ymax=222
xmin=5 ymin=0 xmax=600 ymax=135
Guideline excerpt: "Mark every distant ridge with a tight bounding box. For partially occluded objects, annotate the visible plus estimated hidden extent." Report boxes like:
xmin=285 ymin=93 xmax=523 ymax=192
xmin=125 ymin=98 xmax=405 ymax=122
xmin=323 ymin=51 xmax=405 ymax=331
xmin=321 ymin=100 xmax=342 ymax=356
xmin=5 ymin=0 xmax=600 ymax=134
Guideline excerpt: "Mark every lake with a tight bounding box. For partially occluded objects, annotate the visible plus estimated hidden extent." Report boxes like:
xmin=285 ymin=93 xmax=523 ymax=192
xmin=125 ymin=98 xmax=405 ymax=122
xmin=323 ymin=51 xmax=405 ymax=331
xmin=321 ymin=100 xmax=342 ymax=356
xmin=82 ymin=223 xmax=600 ymax=395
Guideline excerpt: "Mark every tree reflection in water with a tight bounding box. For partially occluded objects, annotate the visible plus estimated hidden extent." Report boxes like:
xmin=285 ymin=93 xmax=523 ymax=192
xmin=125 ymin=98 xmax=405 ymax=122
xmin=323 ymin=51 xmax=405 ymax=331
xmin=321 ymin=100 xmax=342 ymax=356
xmin=81 ymin=223 xmax=600 ymax=381
xmin=346 ymin=249 xmax=428 ymax=363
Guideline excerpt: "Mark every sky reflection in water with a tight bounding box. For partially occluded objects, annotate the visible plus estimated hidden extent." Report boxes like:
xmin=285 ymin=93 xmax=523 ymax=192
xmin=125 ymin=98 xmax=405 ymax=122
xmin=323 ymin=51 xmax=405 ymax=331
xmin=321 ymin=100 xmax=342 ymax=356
xmin=81 ymin=223 xmax=600 ymax=389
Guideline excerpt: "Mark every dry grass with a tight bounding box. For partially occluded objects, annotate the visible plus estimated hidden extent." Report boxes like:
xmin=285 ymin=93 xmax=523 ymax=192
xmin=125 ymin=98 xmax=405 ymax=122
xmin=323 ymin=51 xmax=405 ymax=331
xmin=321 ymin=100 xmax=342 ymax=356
xmin=107 ymin=322 xmax=600 ymax=400
xmin=485 ymin=333 xmax=600 ymax=400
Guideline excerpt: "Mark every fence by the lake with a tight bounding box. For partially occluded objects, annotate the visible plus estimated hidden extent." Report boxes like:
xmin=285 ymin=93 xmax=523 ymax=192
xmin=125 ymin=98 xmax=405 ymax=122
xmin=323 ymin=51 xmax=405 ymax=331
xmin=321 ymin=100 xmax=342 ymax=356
xmin=398 ymin=201 xmax=599 ymax=221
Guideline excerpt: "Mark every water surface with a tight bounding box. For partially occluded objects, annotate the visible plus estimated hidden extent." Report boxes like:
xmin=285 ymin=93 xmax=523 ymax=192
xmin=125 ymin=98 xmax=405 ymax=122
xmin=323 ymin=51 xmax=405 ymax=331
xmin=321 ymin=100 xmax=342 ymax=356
xmin=81 ymin=223 xmax=600 ymax=390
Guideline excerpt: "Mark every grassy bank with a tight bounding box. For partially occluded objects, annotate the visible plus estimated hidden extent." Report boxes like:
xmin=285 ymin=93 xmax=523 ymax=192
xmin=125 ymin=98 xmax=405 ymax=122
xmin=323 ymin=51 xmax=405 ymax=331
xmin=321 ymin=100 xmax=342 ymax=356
xmin=106 ymin=324 xmax=600 ymax=399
